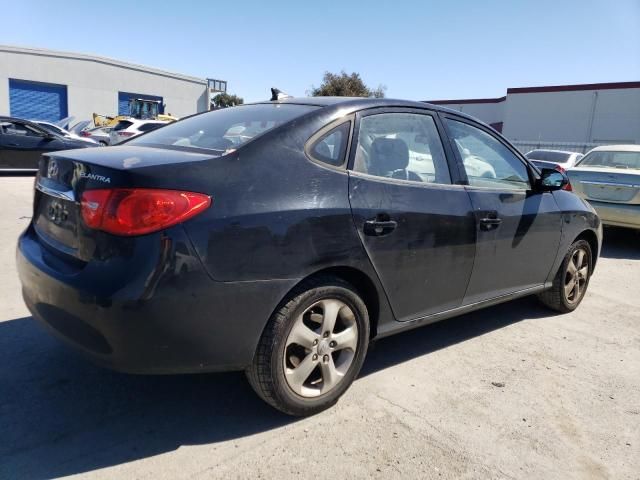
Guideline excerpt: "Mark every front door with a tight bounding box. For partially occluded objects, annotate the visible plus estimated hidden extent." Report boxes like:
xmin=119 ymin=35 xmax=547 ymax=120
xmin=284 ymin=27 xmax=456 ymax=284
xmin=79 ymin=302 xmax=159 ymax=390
xmin=348 ymin=109 xmax=476 ymax=321
xmin=442 ymin=116 xmax=562 ymax=304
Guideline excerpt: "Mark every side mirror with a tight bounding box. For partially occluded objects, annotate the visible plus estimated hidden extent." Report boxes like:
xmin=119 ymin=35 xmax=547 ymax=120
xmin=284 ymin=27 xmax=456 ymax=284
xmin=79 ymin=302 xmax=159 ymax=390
xmin=536 ymin=167 xmax=568 ymax=192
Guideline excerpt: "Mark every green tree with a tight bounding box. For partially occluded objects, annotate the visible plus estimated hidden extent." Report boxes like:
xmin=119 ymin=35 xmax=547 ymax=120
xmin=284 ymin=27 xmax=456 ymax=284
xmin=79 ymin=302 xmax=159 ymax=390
xmin=211 ymin=93 xmax=244 ymax=108
xmin=310 ymin=71 xmax=386 ymax=98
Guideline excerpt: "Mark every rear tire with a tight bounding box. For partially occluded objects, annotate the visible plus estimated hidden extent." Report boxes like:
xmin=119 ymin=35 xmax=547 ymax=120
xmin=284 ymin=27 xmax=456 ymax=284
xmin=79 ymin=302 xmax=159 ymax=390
xmin=538 ymin=239 xmax=592 ymax=313
xmin=246 ymin=276 xmax=369 ymax=416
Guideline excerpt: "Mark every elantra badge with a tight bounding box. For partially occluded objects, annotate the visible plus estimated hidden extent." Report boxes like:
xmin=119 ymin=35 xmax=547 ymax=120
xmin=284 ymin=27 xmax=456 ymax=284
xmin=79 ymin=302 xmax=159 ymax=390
xmin=79 ymin=172 xmax=111 ymax=183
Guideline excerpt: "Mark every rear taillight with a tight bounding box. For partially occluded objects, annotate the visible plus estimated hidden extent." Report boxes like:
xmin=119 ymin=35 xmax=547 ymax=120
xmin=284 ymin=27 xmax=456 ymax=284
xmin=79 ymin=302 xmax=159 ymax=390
xmin=81 ymin=188 xmax=211 ymax=236
xmin=80 ymin=131 xmax=91 ymax=137
xmin=119 ymin=132 xmax=135 ymax=137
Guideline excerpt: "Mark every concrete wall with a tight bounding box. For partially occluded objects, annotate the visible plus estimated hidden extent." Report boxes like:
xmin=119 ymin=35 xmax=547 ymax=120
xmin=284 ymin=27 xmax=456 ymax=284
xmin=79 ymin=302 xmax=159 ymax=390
xmin=428 ymin=84 xmax=640 ymax=144
xmin=503 ymin=88 xmax=640 ymax=143
xmin=434 ymin=101 xmax=505 ymax=127
xmin=0 ymin=47 xmax=209 ymax=121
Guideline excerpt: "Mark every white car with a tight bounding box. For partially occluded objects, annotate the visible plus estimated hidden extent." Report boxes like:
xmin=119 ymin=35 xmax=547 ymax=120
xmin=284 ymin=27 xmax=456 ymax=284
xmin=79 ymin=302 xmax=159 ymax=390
xmin=34 ymin=121 xmax=98 ymax=145
xmin=567 ymin=145 xmax=640 ymax=230
xmin=109 ymin=119 xmax=168 ymax=145
xmin=525 ymin=149 xmax=584 ymax=170
xmin=80 ymin=126 xmax=113 ymax=146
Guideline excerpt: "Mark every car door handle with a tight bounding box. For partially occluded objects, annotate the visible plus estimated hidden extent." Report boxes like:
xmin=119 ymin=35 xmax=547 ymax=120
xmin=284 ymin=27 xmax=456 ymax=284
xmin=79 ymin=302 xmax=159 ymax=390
xmin=364 ymin=218 xmax=397 ymax=236
xmin=479 ymin=216 xmax=502 ymax=231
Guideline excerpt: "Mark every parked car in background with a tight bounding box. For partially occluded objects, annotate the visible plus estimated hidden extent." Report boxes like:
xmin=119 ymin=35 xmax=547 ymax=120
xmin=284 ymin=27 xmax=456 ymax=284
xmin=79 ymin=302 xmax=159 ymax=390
xmin=0 ymin=116 xmax=97 ymax=172
xmin=34 ymin=121 xmax=98 ymax=145
xmin=17 ymin=98 xmax=601 ymax=416
xmin=80 ymin=126 xmax=113 ymax=146
xmin=109 ymin=119 xmax=167 ymax=145
xmin=567 ymin=145 xmax=640 ymax=230
xmin=526 ymin=149 xmax=584 ymax=171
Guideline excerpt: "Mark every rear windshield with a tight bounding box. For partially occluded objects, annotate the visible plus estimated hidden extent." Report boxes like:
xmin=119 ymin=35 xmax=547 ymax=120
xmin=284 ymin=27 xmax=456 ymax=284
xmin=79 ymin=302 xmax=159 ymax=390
xmin=113 ymin=120 xmax=133 ymax=131
xmin=578 ymin=151 xmax=640 ymax=170
xmin=525 ymin=150 xmax=572 ymax=162
xmin=138 ymin=122 xmax=165 ymax=132
xmin=128 ymin=104 xmax=319 ymax=154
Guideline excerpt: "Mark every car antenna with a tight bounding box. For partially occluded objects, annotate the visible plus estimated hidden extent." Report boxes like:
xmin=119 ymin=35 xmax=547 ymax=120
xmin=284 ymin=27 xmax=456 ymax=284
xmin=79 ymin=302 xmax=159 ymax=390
xmin=270 ymin=88 xmax=292 ymax=101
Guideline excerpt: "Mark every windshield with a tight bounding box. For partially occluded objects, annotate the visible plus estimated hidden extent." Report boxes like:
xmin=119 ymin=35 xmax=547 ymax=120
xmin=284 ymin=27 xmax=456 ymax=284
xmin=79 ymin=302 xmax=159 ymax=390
xmin=578 ymin=151 xmax=640 ymax=170
xmin=128 ymin=104 xmax=319 ymax=154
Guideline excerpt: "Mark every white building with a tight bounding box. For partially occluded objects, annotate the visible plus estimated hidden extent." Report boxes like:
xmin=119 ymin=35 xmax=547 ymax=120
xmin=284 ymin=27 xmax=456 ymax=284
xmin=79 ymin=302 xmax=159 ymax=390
xmin=426 ymin=82 xmax=640 ymax=150
xmin=0 ymin=45 xmax=214 ymax=123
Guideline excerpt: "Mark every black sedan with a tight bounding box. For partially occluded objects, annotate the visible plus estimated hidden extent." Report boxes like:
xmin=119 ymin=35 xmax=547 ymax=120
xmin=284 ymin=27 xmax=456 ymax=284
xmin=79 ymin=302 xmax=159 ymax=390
xmin=0 ymin=116 xmax=96 ymax=172
xmin=17 ymin=97 xmax=601 ymax=416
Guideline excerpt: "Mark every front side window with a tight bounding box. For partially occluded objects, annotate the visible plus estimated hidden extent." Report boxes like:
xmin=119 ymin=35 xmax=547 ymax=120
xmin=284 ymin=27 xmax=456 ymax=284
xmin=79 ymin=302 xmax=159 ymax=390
xmin=309 ymin=122 xmax=350 ymax=167
xmin=128 ymin=104 xmax=318 ymax=155
xmin=353 ymin=112 xmax=451 ymax=184
xmin=0 ymin=121 xmax=44 ymax=137
xmin=446 ymin=119 xmax=530 ymax=190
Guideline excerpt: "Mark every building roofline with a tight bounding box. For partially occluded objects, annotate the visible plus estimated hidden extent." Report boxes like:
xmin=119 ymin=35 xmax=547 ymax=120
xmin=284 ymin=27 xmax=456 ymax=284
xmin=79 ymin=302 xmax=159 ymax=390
xmin=424 ymin=81 xmax=640 ymax=105
xmin=507 ymin=81 xmax=640 ymax=94
xmin=0 ymin=44 xmax=207 ymax=86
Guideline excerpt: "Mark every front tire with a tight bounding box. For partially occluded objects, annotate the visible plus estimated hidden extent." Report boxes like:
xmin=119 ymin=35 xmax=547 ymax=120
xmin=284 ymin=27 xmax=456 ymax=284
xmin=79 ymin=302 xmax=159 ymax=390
xmin=246 ymin=276 xmax=370 ymax=416
xmin=538 ymin=239 xmax=592 ymax=313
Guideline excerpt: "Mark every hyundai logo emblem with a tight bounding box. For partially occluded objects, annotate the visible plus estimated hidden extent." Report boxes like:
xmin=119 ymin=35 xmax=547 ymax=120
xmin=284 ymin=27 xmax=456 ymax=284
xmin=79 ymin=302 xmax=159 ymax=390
xmin=47 ymin=160 xmax=59 ymax=178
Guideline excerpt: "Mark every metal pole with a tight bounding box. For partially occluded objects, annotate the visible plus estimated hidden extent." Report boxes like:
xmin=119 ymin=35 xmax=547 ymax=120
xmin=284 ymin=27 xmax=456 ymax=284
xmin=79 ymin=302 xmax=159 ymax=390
xmin=586 ymin=91 xmax=598 ymax=143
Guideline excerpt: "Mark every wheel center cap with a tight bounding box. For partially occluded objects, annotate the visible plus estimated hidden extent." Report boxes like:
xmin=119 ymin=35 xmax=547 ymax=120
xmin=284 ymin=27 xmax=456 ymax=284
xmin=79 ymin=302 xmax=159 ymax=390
xmin=317 ymin=339 xmax=330 ymax=355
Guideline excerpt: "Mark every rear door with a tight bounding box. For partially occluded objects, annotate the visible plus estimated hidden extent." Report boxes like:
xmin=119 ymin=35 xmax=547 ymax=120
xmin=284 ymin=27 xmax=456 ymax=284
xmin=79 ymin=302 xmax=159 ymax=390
xmin=441 ymin=115 xmax=562 ymax=304
xmin=348 ymin=108 xmax=476 ymax=321
xmin=0 ymin=120 xmax=65 ymax=170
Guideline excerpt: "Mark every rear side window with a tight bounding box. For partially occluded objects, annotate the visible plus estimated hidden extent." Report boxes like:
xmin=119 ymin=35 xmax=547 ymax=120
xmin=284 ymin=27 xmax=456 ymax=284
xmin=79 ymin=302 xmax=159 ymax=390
xmin=353 ymin=112 xmax=451 ymax=184
xmin=113 ymin=121 xmax=133 ymax=131
xmin=309 ymin=122 xmax=350 ymax=167
xmin=128 ymin=104 xmax=319 ymax=155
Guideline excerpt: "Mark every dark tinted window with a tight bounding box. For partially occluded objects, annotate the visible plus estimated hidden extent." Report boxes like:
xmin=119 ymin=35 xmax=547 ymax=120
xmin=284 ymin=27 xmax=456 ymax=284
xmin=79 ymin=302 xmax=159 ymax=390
xmin=309 ymin=122 xmax=350 ymax=167
xmin=113 ymin=120 xmax=133 ymax=131
xmin=0 ymin=120 xmax=44 ymax=137
xmin=138 ymin=123 xmax=164 ymax=132
xmin=526 ymin=150 xmax=572 ymax=162
xmin=128 ymin=104 xmax=318 ymax=155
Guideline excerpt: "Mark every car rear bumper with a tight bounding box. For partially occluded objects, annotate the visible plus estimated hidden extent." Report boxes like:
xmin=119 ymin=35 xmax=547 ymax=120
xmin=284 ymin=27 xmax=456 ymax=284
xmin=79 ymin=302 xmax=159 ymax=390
xmin=588 ymin=200 xmax=640 ymax=230
xmin=17 ymin=226 xmax=297 ymax=374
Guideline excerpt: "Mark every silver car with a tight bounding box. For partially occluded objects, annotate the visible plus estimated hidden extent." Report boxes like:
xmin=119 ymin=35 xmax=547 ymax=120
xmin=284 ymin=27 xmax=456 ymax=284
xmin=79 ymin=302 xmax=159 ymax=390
xmin=567 ymin=145 xmax=640 ymax=230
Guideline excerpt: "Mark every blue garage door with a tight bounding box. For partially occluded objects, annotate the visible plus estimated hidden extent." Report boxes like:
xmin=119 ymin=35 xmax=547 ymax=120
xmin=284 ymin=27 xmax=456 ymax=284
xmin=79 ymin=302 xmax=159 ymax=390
xmin=9 ymin=79 xmax=68 ymax=122
xmin=118 ymin=91 xmax=164 ymax=116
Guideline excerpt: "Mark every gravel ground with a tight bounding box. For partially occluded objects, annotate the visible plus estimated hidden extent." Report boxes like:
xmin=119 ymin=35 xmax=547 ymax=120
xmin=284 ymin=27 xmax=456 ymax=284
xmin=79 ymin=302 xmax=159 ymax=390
xmin=1 ymin=175 xmax=638 ymax=479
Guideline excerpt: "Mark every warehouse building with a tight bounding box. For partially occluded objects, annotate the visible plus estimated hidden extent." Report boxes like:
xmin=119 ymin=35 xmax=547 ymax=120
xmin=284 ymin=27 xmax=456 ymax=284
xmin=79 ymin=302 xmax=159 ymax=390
xmin=426 ymin=81 xmax=640 ymax=151
xmin=0 ymin=45 xmax=223 ymax=123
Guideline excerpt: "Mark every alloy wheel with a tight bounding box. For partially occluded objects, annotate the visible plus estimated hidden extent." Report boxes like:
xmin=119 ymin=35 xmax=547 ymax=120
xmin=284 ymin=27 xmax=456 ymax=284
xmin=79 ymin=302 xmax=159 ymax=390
xmin=564 ymin=247 xmax=589 ymax=305
xmin=283 ymin=299 xmax=358 ymax=398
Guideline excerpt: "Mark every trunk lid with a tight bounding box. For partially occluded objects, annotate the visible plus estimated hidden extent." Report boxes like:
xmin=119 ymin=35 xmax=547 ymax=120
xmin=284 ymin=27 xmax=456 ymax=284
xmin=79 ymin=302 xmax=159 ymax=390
xmin=567 ymin=167 xmax=640 ymax=205
xmin=32 ymin=146 xmax=214 ymax=263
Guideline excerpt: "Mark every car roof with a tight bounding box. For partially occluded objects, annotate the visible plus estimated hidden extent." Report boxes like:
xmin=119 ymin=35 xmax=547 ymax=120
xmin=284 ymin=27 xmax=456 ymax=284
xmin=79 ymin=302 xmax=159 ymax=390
xmin=527 ymin=149 xmax=577 ymax=155
xmin=253 ymin=96 xmax=479 ymax=120
xmin=589 ymin=144 xmax=640 ymax=152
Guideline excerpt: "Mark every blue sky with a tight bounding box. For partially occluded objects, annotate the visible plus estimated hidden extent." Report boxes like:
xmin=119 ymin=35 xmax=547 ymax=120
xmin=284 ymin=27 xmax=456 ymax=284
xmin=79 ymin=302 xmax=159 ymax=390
xmin=1 ymin=0 xmax=639 ymax=102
